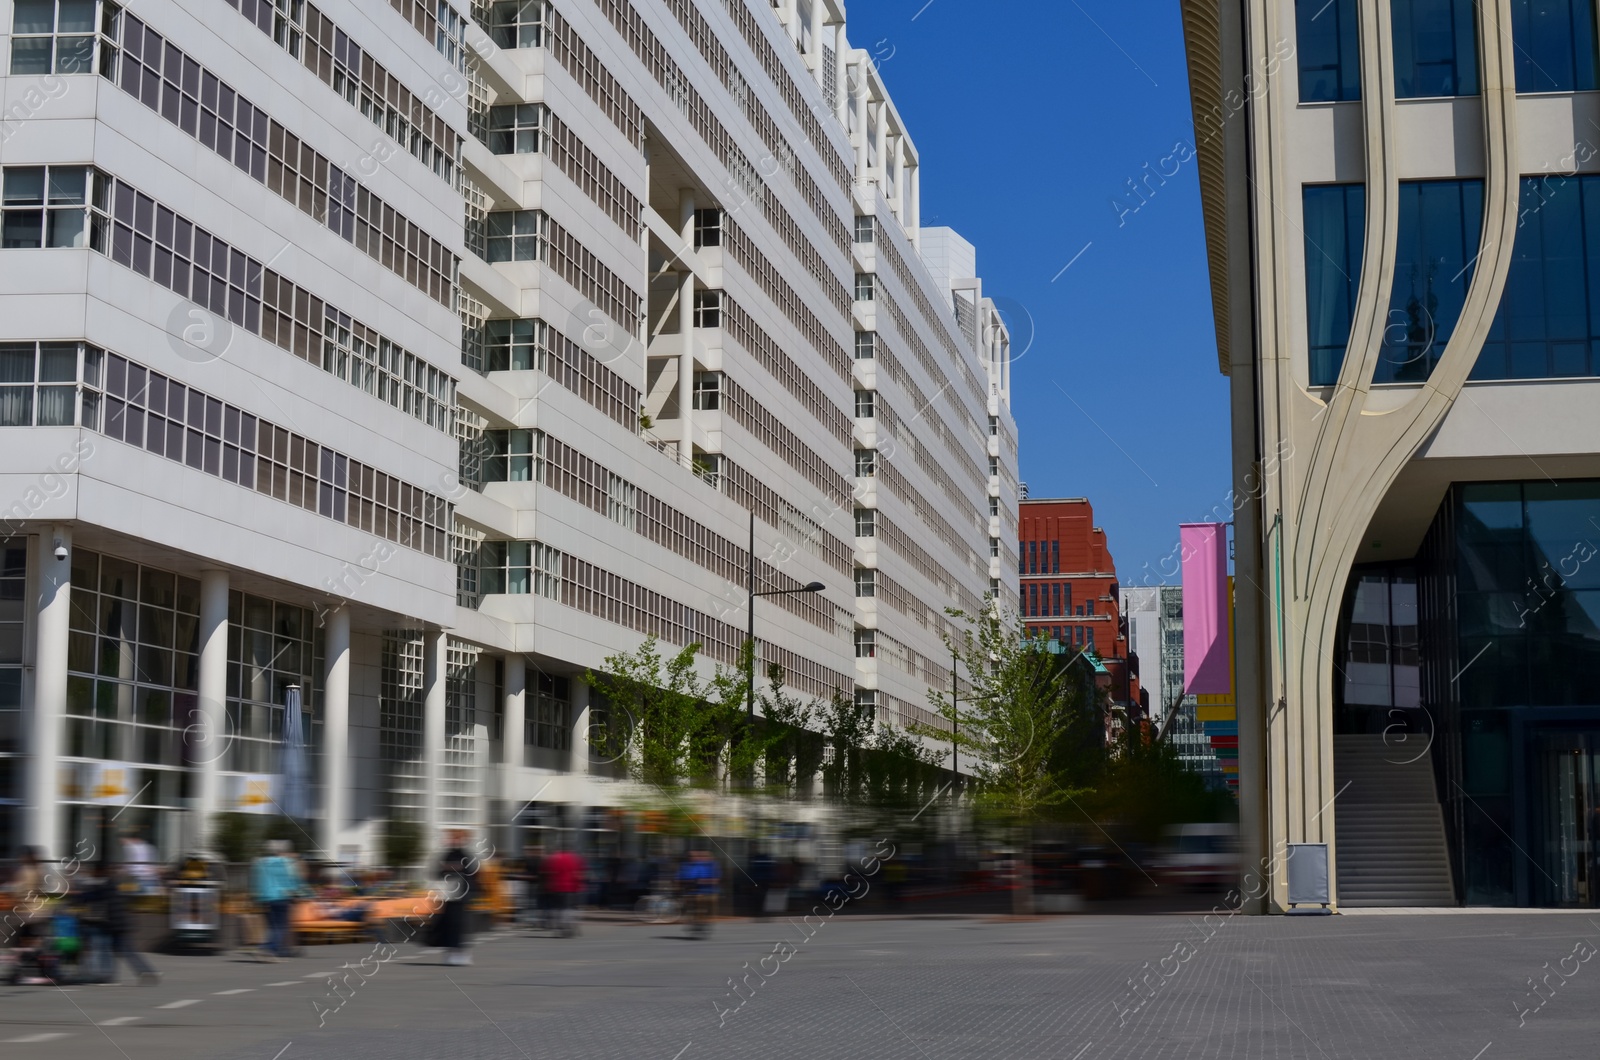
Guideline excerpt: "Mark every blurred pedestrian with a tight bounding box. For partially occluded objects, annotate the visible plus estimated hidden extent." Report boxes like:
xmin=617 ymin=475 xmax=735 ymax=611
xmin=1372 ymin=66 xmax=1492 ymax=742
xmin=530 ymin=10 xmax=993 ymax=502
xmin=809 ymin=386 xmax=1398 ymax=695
xmin=87 ymin=861 xmax=159 ymax=984
xmin=250 ymin=840 xmax=302 ymax=961
xmin=678 ymin=850 xmax=718 ymax=938
xmin=543 ymin=844 xmax=585 ymax=937
xmin=438 ymin=831 xmax=478 ymax=965
xmin=120 ymin=832 xmax=161 ymax=896
xmin=515 ymin=841 xmax=544 ymax=928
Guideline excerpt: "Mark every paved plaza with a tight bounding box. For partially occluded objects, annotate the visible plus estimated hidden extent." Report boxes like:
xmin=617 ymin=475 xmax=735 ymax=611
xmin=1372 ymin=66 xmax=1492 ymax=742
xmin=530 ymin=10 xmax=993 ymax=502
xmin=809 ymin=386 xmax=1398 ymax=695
xmin=3 ymin=910 xmax=1598 ymax=1059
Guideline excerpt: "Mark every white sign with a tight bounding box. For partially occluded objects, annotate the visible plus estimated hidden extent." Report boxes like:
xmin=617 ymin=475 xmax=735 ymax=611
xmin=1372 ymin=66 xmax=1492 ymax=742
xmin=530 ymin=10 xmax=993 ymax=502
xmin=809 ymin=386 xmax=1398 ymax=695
xmin=227 ymin=774 xmax=278 ymax=815
xmin=61 ymin=761 xmax=137 ymax=806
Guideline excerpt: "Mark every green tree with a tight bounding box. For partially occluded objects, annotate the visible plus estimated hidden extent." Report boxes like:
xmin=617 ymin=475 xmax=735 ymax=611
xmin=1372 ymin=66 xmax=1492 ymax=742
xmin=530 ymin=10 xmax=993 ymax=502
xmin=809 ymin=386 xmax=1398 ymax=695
xmin=382 ymin=818 xmax=424 ymax=871
xmin=922 ymin=603 xmax=1095 ymax=912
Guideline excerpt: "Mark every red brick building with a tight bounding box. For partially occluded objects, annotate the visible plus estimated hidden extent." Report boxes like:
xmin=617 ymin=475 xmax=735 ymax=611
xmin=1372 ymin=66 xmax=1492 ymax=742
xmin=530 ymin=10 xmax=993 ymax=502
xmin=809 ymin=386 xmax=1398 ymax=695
xmin=1018 ymin=498 xmax=1141 ymax=729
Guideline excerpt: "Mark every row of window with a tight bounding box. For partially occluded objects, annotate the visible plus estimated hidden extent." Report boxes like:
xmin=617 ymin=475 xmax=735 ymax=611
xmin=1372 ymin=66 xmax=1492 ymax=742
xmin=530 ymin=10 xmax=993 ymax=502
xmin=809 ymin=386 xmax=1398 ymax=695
xmin=223 ymin=0 xmax=458 ymax=185
xmin=590 ymin=0 xmax=851 ymax=264
xmin=871 ymin=511 xmax=987 ymax=616
xmin=721 ymin=373 xmax=851 ymax=509
xmin=860 ymin=216 xmax=990 ymax=415
xmin=96 ymin=351 xmax=450 ymax=557
xmin=539 ymin=1 xmax=643 ymax=148
xmin=1304 ymin=175 xmax=1600 ymax=384
xmin=0 ymin=341 xmax=93 ymax=426
xmin=867 ymin=333 xmax=990 ymax=496
xmin=1297 ymin=0 xmax=1597 ymax=102
xmin=854 ymin=565 xmax=955 ymax=641
xmin=557 ymin=547 xmax=852 ymax=702
xmin=486 ymin=103 xmax=641 ymax=241
xmin=871 ymin=273 xmax=989 ymax=454
xmin=721 ymin=297 xmax=851 ymax=446
xmin=1023 ymin=539 xmax=1063 ymax=575
xmin=106 ymin=12 xmax=456 ymax=305
xmin=461 ymin=317 xmax=639 ymax=429
xmin=723 ymin=216 xmax=852 ymax=374
xmin=0 ymin=166 xmax=457 ymax=432
xmin=721 ymin=459 xmax=853 ymax=577
xmin=863 ymin=446 xmax=986 ymax=580
xmin=1024 ymin=582 xmax=1087 ymax=618
xmin=709 ymin=0 xmax=853 ymax=195
xmin=869 ymin=387 xmax=987 ymax=537
xmin=386 ymin=0 xmax=469 ymax=75
xmin=474 ymin=210 xmax=641 ymax=335
xmin=853 ymin=628 xmax=956 ymax=692
xmin=1029 ymin=625 xmax=1098 ymax=650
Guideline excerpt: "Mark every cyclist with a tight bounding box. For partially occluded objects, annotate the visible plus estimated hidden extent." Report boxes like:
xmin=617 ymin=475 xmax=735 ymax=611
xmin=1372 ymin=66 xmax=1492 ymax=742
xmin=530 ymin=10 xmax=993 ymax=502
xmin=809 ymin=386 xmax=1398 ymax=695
xmin=678 ymin=850 xmax=719 ymax=938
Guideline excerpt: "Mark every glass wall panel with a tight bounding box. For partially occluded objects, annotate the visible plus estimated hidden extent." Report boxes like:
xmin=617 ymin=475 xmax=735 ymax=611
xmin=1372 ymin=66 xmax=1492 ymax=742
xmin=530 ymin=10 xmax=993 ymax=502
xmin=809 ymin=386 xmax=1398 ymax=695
xmin=1298 ymin=0 xmax=1361 ymax=101
xmin=1377 ymin=179 xmax=1484 ymax=382
xmin=1392 ymin=0 xmax=1480 ymax=97
xmin=1478 ymin=176 xmax=1600 ymax=379
xmin=1511 ymin=0 xmax=1599 ymax=92
xmin=1303 ymin=183 xmax=1367 ymax=384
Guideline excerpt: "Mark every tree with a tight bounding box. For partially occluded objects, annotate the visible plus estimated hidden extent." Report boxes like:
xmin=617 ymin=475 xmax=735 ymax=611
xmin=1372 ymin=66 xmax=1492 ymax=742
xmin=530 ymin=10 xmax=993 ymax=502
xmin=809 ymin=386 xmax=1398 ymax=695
xmin=922 ymin=603 xmax=1096 ymax=912
xmin=382 ymin=818 xmax=424 ymax=871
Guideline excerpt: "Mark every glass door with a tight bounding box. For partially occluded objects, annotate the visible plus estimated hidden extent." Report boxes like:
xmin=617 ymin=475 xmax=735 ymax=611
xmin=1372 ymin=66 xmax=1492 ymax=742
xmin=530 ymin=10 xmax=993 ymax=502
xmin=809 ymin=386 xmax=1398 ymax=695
xmin=1532 ymin=730 xmax=1600 ymax=907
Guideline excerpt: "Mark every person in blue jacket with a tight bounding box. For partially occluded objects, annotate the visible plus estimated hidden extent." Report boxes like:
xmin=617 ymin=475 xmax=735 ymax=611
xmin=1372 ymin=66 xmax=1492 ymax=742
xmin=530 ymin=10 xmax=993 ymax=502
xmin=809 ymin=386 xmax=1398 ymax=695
xmin=250 ymin=840 xmax=304 ymax=961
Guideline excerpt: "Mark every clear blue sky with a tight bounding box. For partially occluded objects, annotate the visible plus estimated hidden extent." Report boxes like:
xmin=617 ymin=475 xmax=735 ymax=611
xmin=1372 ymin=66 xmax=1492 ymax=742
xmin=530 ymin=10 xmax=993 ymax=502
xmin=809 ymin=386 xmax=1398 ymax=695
xmin=844 ymin=1 xmax=1231 ymax=586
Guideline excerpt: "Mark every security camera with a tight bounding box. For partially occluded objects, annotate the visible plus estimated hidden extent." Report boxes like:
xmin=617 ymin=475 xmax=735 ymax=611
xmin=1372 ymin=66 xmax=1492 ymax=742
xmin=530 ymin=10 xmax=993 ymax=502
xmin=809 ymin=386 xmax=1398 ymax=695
xmin=53 ymin=538 xmax=68 ymax=561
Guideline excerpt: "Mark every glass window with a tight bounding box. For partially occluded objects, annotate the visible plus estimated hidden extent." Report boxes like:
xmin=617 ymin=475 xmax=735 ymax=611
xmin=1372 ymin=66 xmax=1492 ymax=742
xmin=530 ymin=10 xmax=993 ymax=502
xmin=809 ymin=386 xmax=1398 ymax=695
xmin=9 ymin=0 xmax=99 ymax=75
xmin=1376 ymin=179 xmax=1484 ymax=383
xmin=854 ymin=331 xmax=875 ymax=359
xmin=854 ymin=569 xmax=875 ymax=598
xmin=693 ymin=208 xmax=721 ymax=249
xmin=853 ymin=216 xmax=875 ymax=244
xmin=1298 ymin=0 xmax=1361 ymax=102
xmin=485 ymin=103 xmax=544 ymax=154
xmin=854 ymin=273 xmax=875 ymax=301
xmin=485 ymin=210 xmax=543 ymax=262
xmin=854 ymin=508 xmax=875 ymax=537
xmin=1510 ymin=0 xmax=1598 ymax=92
xmin=488 ymin=0 xmax=545 ymax=48
xmin=692 ymin=371 xmax=721 ymax=411
xmin=692 ymin=290 xmax=721 ymax=328
xmin=1303 ymin=183 xmax=1367 ymax=385
xmin=1478 ymin=175 xmax=1600 ymax=380
xmin=854 ymin=389 xmax=874 ymax=418
xmin=1392 ymin=0 xmax=1480 ymax=98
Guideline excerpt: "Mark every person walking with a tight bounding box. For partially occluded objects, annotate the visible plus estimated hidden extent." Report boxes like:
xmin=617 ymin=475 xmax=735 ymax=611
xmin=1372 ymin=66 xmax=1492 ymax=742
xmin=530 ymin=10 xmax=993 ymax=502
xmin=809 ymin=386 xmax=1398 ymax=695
xmin=543 ymin=844 xmax=585 ymax=937
xmin=250 ymin=840 xmax=302 ymax=961
xmin=438 ymin=831 xmax=477 ymax=965
xmin=516 ymin=842 xmax=544 ymax=929
xmin=89 ymin=861 xmax=159 ymax=984
xmin=678 ymin=849 xmax=719 ymax=938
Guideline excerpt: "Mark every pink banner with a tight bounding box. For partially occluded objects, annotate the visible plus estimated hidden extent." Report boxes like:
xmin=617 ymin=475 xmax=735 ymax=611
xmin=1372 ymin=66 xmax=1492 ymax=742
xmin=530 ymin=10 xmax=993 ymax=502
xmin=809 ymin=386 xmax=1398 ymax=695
xmin=1180 ymin=523 xmax=1230 ymax=695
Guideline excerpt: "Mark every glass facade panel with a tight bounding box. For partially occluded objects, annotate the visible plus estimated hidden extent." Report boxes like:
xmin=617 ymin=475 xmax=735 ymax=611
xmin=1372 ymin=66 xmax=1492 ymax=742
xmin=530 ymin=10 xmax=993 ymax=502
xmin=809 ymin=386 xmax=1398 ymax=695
xmin=1392 ymin=0 xmax=1480 ymax=97
xmin=1376 ymin=179 xmax=1483 ymax=383
xmin=1297 ymin=0 xmax=1360 ymax=102
xmin=1511 ymin=0 xmax=1599 ymax=92
xmin=1478 ymin=176 xmax=1600 ymax=379
xmin=1303 ymin=183 xmax=1366 ymax=384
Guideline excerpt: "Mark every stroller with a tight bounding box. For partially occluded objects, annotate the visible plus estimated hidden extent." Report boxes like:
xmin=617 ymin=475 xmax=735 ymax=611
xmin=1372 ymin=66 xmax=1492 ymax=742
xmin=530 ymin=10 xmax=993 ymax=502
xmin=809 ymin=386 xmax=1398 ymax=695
xmin=1 ymin=910 xmax=72 ymax=985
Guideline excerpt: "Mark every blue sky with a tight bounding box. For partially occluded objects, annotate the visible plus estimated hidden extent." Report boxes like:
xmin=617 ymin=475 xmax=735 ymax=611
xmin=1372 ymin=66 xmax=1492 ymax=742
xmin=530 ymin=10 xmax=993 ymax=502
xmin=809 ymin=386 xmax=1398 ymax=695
xmin=844 ymin=1 xmax=1232 ymax=585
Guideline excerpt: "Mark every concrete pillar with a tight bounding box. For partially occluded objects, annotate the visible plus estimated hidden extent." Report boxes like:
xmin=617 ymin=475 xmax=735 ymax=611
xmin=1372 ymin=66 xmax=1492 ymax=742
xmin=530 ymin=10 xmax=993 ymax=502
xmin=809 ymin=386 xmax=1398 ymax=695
xmin=678 ymin=190 xmax=697 ymax=471
xmin=320 ymin=605 xmax=350 ymax=861
xmin=806 ymin=0 xmax=822 ymax=66
xmin=27 ymin=527 xmax=70 ymax=860
xmin=503 ymin=653 xmax=525 ymax=771
xmin=570 ymin=680 xmax=591 ymax=779
xmin=874 ymin=103 xmax=888 ymax=188
xmin=909 ymin=165 xmax=922 ymax=246
xmin=422 ymin=630 xmax=446 ymax=851
xmin=194 ymin=569 xmax=228 ymax=834
xmin=891 ymin=136 xmax=906 ymax=220
xmin=852 ymin=65 xmax=868 ymax=175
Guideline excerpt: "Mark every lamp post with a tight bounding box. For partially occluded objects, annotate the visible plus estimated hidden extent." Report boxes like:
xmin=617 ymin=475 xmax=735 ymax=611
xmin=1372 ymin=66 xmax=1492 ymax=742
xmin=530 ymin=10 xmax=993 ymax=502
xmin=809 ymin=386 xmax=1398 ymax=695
xmin=746 ymin=510 xmax=825 ymax=717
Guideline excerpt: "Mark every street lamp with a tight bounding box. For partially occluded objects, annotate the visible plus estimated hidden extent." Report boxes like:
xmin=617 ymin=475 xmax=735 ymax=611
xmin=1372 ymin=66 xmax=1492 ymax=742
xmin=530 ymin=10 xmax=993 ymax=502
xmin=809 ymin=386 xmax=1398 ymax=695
xmin=746 ymin=511 xmax=825 ymax=717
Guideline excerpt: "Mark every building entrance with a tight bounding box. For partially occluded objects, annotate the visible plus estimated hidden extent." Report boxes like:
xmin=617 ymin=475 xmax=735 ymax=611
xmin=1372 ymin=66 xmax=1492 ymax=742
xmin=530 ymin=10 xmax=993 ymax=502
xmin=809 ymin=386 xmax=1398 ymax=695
xmin=1531 ymin=729 xmax=1600 ymax=907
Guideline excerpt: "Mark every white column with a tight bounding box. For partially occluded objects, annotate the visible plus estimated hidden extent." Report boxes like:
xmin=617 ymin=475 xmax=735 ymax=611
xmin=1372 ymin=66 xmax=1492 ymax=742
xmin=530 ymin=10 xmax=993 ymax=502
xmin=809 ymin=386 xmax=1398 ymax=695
xmin=891 ymin=137 xmax=906 ymax=220
xmin=570 ymin=680 xmax=591 ymax=779
xmin=874 ymin=104 xmax=889 ymax=188
xmin=27 ymin=527 xmax=70 ymax=860
xmin=422 ymin=630 xmax=446 ymax=850
xmin=195 ymin=569 xmax=228 ymax=837
xmin=678 ymin=190 xmax=697 ymax=470
xmin=320 ymin=605 xmax=350 ymax=860
xmin=502 ymin=653 xmax=525 ymax=771
xmin=806 ymin=0 xmax=822 ymax=66
xmin=852 ymin=65 xmax=868 ymax=175
xmin=909 ymin=165 xmax=922 ymax=246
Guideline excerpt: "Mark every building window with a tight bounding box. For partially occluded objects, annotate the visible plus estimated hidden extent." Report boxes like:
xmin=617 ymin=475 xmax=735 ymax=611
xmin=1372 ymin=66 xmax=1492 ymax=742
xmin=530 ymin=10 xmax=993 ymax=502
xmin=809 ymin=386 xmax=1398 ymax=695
xmin=1302 ymin=183 xmax=1367 ymax=385
xmin=691 ymin=451 xmax=721 ymax=489
xmin=855 ymin=273 xmax=875 ymax=300
xmin=989 ymin=456 xmax=999 ymax=478
xmin=1392 ymin=0 xmax=1480 ymax=98
xmin=1297 ymin=0 xmax=1360 ymax=102
xmin=1511 ymin=0 xmax=1598 ymax=92
xmin=1478 ymin=174 xmax=1600 ymax=379
xmin=854 ymin=628 xmax=876 ymax=658
xmin=0 ymin=340 xmax=101 ymax=427
xmin=853 ymin=215 xmax=875 ymax=243
xmin=855 ymin=508 xmax=876 ymax=537
xmin=486 ymin=103 xmax=545 ymax=154
xmin=1052 ymin=541 xmax=1060 ymax=573
xmin=479 ymin=541 xmax=529 ymax=595
xmin=488 ymin=0 xmax=545 ymax=48
xmin=485 ymin=210 xmax=545 ymax=262
xmin=606 ymin=472 xmax=635 ymax=531
xmin=989 ymin=497 xmax=999 ymax=517
xmin=854 ymin=390 xmax=875 ymax=418
xmin=482 ymin=429 xmax=540 ymax=483
xmin=9 ymin=0 xmax=105 ymax=74
xmin=989 ymin=415 xmax=999 ymax=437
xmin=483 ymin=319 xmax=544 ymax=372
xmin=1377 ymin=179 xmax=1484 ymax=383
xmin=990 ymin=539 xmax=999 ymax=558
xmin=1028 ymin=540 xmax=1037 ymax=574
xmin=1053 ymin=583 xmax=1063 ymax=616
xmin=1 ymin=165 xmax=90 ymax=249
xmin=530 ymin=671 xmax=570 ymax=750
xmin=693 ymin=290 xmax=722 ymax=328
xmin=1028 ymin=583 xmax=1038 ymax=617
xmin=691 ymin=371 xmax=721 ymax=411
xmin=854 ymin=331 xmax=876 ymax=359
xmin=854 ymin=568 xmax=876 ymax=598
xmin=855 ymin=448 xmax=876 ymax=477
xmin=693 ymin=208 xmax=722 ymax=249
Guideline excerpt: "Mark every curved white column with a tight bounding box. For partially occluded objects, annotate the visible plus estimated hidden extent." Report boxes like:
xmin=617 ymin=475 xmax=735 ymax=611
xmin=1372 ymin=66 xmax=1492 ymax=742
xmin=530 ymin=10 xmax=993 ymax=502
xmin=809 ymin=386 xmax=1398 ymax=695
xmin=320 ymin=605 xmax=350 ymax=859
xmin=195 ymin=569 xmax=229 ymax=833
xmin=27 ymin=527 xmax=70 ymax=860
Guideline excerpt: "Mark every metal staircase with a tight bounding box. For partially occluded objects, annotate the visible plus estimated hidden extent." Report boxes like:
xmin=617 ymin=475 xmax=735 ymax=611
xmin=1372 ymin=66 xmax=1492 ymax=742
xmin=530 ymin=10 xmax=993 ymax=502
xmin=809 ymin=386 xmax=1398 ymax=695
xmin=1333 ymin=734 xmax=1456 ymax=907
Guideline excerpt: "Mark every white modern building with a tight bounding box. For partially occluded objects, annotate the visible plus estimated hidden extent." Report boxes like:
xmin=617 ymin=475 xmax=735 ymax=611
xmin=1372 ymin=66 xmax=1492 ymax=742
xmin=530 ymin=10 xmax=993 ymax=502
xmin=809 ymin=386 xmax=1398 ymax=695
xmin=0 ymin=0 xmax=1018 ymax=864
xmin=1184 ymin=0 xmax=1600 ymax=907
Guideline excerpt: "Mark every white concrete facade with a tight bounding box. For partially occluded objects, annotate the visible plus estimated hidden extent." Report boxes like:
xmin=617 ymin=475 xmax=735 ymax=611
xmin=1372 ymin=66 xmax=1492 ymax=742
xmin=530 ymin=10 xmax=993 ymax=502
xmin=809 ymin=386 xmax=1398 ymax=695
xmin=0 ymin=0 xmax=1017 ymax=863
